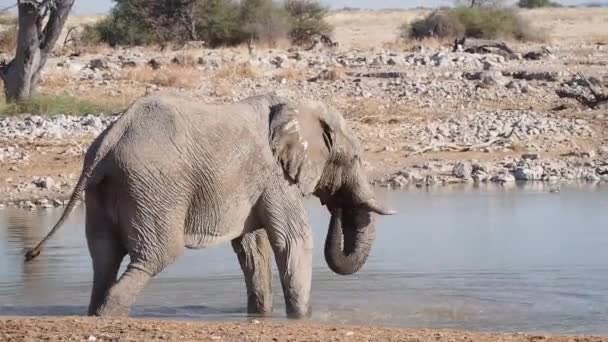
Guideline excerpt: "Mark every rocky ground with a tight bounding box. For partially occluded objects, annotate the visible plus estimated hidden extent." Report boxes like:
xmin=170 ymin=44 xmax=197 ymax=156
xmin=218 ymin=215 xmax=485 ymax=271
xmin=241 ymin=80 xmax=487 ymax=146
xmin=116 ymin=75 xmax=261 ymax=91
xmin=1 ymin=317 xmax=606 ymax=342
xmin=1 ymin=35 xmax=608 ymax=208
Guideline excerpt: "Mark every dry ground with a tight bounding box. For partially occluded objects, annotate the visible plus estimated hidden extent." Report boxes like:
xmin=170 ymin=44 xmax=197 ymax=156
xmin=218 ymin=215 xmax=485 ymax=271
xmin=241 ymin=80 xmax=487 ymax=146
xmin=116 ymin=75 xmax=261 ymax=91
xmin=1 ymin=317 xmax=606 ymax=342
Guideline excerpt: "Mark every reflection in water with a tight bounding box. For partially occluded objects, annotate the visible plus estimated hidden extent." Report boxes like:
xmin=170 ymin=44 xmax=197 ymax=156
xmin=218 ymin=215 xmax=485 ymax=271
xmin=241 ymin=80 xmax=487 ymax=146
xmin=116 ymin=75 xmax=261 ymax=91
xmin=1 ymin=183 xmax=608 ymax=334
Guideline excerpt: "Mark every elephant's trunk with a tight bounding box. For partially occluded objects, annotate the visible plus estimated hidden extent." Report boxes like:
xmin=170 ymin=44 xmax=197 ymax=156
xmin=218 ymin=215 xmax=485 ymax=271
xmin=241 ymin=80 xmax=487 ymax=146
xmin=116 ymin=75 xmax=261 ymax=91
xmin=324 ymin=207 xmax=376 ymax=275
xmin=321 ymin=162 xmax=395 ymax=275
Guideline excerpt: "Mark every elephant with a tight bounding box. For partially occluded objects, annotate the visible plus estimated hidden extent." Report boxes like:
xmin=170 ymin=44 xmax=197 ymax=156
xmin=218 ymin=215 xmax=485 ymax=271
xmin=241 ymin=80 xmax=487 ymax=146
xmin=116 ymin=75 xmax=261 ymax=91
xmin=24 ymin=92 xmax=395 ymax=318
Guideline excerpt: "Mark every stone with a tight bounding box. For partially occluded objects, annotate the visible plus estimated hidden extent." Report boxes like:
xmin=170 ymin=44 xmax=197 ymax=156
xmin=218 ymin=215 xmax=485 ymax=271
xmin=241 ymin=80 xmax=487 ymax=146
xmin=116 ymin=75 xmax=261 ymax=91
xmin=521 ymin=153 xmax=540 ymax=160
xmin=388 ymin=175 xmax=409 ymax=188
xmin=513 ymin=166 xmax=544 ymax=181
xmin=583 ymin=170 xmax=601 ymax=182
xmin=491 ymin=172 xmax=516 ymax=183
xmin=36 ymin=198 xmax=49 ymax=205
xmin=88 ymin=58 xmax=108 ymax=70
xmin=147 ymin=58 xmax=162 ymax=70
xmin=452 ymin=162 xmax=472 ymax=179
xmin=596 ymin=166 xmax=608 ymax=175
xmin=33 ymin=177 xmax=56 ymax=190
xmin=82 ymin=115 xmax=103 ymax=129
xmin=472 ymin=171 xmax=489 ymax=183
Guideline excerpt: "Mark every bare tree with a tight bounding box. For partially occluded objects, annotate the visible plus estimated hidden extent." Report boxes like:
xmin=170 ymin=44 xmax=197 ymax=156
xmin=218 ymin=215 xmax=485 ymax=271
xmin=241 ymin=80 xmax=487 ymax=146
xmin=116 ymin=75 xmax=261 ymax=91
xmin=0 ymin=0 xmax=75 ymax=102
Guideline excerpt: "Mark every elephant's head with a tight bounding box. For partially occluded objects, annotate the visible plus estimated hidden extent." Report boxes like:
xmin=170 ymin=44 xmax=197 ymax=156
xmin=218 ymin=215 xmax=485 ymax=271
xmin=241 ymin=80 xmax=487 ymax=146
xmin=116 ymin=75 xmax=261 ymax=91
xmin=268 ymin=100 xmax=395 ymax=275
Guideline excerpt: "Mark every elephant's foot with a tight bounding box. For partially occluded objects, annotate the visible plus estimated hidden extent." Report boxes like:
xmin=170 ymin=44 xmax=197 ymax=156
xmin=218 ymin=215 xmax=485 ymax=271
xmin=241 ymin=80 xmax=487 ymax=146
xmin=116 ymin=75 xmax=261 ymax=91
xmin=247 ymin=294 xmax=273 ymax=316
xmin=94 ymin=299 xmax=131 ymax=317
xmin=91 ymin=265 xmax=152 ymax=318
xmin=286 ymin=304 xmax=311 ymax=319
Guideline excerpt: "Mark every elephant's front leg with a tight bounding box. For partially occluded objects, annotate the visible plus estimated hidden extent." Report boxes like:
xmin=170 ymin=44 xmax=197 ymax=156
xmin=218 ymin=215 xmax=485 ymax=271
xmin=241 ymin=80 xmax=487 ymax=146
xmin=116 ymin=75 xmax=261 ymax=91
xmin=231 ymin=229 xmax=273 ymax=316
xmin=260 ymin=186 xmax=313 ymax=319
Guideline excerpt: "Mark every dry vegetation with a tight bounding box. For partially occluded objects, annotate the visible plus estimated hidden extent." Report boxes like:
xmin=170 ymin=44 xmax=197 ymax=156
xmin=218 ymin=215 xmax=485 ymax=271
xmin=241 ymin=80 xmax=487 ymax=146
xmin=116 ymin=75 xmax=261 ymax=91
xmin=119 ymin=65 xmax=203 ymax=89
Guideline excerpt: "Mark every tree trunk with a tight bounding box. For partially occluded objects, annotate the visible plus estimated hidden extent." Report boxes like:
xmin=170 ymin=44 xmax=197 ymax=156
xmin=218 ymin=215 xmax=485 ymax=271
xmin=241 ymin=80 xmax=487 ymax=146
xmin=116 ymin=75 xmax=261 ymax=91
xmin=0 ymin=0 xmax=75 ymax=102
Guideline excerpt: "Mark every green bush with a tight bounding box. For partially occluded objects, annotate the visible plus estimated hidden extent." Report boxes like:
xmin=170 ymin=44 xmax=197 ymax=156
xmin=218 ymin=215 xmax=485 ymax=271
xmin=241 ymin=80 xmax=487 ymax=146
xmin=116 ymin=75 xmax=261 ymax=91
xmin=518 ymin=0 xmax=561 ymax=8
xmin=194 ymin=0 xmax=247 ymax=47
xmin=85 ymin=0 xmax=331 ymax=48
xmin=403 ymin=7 xmax=537 ymax=41
xmin=403 ymin=11 xmax=465 ymax=40
xmin=285 ymin=0 xmax=333 ymax=46
xmin=241 ymin=0 xmax=290 ymax=46
xmin=84 ymin=0 xmax=157 ymax=47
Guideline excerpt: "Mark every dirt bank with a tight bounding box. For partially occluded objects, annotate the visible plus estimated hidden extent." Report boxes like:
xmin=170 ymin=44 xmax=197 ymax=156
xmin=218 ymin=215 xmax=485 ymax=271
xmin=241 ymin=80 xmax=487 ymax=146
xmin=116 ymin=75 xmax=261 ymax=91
xmin=1 ymin=317 xmax=606 ymax=342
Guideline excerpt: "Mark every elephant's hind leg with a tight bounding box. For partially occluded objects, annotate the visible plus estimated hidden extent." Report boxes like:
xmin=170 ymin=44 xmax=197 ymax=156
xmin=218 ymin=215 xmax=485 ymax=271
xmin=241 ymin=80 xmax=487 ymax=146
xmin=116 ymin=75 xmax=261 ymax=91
xmin=86 ymin=189 xmax=127 ymax=316
xmin=231 ymin=229 xmax=273 ymax=316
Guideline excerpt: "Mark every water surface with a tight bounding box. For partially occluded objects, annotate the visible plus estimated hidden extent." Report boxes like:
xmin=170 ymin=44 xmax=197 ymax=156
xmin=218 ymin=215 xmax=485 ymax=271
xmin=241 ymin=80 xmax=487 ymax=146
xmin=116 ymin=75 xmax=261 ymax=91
xmin=1 ymin=183 xmax=607 ymax=334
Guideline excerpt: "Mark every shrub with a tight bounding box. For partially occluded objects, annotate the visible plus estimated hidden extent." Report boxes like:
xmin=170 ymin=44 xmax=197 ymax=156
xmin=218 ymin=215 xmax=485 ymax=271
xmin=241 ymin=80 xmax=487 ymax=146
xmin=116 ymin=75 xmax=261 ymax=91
xmin=403 ymin=11 xmax=465 ymax=40
xmin=241 ymin=0 xmax=290 ymax=47
xmin=402 ymin=7 xmax=537 ymax=41
xmin=84 ymin=1 xmax=157 ymax=47
xmin=86 ymin=0 xmax=331 ymax=48
xmin=285 ymin=0 xmax=333 ymax=46
xmin=194 ymin=0 xmax=247 ymax=47
xmin=518 ymin=0 xmax=561 ymax=8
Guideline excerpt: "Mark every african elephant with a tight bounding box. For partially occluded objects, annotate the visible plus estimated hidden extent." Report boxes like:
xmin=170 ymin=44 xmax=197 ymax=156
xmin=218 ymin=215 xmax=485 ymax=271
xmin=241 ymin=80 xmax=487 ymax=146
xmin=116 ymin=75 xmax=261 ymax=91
xmin=24 ymin=93 xmax=395 ymax=318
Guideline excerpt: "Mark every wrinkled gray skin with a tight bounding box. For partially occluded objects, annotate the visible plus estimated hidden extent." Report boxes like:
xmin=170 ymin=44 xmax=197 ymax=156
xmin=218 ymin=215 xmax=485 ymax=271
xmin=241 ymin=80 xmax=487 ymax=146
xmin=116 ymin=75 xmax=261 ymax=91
xmin=24 ymin=93 xmax=395 ymax=318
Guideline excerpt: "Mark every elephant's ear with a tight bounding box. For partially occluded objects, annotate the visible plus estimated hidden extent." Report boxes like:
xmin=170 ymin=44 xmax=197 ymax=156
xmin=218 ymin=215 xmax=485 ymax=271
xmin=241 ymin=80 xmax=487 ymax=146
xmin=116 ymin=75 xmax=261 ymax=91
xmin=269 ymin=103 xmax=333 ymax=194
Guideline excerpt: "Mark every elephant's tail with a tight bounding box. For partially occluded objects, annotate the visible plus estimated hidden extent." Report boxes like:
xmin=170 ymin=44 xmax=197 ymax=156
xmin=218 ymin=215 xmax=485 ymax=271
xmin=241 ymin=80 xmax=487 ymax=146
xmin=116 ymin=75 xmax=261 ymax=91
xmin=23 ymin=168 xmax=90 ymax=262
xmin=24 ymin=118 xmax=126 ymax=262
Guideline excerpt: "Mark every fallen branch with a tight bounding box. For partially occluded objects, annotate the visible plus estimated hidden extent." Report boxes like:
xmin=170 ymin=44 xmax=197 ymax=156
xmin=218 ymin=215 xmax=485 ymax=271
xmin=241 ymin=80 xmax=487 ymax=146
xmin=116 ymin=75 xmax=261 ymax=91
xmin=556 ymin=74 xmax=608 ymax=109
xmin=453 ymin=37 xmax=516 ymax=57
xmin=408 ymin=126 xmax=516 ymax=157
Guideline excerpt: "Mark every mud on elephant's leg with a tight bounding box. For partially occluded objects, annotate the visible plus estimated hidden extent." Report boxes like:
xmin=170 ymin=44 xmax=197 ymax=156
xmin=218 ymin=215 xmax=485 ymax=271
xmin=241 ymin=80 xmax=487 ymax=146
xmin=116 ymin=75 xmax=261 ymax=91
xmin=231 ymin=229 xmax=274 ymax=315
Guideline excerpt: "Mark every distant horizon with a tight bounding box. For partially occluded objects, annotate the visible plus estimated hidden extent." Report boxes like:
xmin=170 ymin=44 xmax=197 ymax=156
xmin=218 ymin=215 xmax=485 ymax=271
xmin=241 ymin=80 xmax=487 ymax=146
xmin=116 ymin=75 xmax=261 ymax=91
xmin=1 ymin=0 xmax=607 ymax=15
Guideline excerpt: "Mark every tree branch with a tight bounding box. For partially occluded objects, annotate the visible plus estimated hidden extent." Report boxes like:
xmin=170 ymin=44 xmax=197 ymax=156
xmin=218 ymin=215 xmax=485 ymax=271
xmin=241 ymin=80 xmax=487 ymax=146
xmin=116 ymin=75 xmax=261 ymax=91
xmin=40 ymin=0 xmax=74 ymax=54
xmin=556 ymin=74 xmax=608 ymax=109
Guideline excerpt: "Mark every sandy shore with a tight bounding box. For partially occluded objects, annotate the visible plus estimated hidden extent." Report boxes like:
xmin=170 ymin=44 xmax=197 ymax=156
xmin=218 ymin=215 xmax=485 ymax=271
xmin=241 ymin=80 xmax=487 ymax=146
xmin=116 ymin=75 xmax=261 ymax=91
xmin=1 ymin=317 xmax=606 ymax=342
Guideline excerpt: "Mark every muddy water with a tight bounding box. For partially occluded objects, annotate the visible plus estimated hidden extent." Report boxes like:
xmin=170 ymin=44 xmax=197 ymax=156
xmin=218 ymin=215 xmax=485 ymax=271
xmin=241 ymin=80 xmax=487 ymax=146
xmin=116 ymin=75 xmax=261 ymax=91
xmin=1 ymin=183 xmax=607 ymax=334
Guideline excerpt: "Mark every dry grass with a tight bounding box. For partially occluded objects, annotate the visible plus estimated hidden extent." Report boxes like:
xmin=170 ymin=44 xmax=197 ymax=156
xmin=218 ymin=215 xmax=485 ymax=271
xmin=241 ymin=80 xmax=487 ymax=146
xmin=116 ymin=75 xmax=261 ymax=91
xmin=212 ymin=62 xmax=263 ymax=82
xmin=272 ymin=67 xmax=308 ymax=81
xmin=327 ymin=9 xmax=430 ymax=49
xmin=39 ymin=69 xmax=75 ymax=89
xmin=324 ymin=7 xmax=608 ymax=48
xmin=518 ymin=8 xmax=608 ymax=44
xmin=0 ymin=25 xmax=17 ymax=53
xmin=170 ymin=51 xmax=200 ymax=68
xmin=120 ymin=65 xmax=202 ymax=89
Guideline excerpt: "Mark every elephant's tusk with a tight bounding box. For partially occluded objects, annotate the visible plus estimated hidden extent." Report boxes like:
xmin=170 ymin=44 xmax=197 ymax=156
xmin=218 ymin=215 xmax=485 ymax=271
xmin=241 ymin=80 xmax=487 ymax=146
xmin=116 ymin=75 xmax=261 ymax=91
xmin=361 ymin=200 xmax=397 ymax=216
